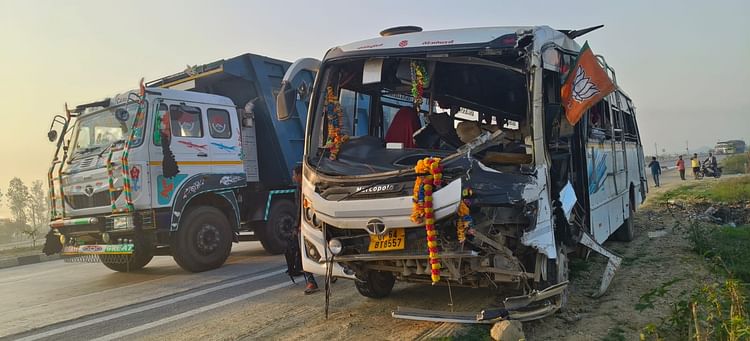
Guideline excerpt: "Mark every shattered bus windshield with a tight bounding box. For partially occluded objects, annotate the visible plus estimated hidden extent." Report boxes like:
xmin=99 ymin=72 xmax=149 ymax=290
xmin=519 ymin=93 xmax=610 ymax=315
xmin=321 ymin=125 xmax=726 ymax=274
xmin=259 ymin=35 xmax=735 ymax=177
xmin=307 ymin=55 xmax=531 ymax=176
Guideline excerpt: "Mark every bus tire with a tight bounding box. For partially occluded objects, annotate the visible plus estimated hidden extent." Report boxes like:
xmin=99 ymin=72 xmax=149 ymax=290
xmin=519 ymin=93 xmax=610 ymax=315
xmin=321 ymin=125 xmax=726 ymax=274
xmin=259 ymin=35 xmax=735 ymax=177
xmin=258 ymin=200 xmax=296 ymax=255
xmin=172 ymin=206 xmax=233 ymax=272
xmin=613 ymin=193 xmax=636 ymax=242
xmin=101 ymin=248 xmax=153 ymax=272
xmin=354 ymin=270 xmax=395 ymax=298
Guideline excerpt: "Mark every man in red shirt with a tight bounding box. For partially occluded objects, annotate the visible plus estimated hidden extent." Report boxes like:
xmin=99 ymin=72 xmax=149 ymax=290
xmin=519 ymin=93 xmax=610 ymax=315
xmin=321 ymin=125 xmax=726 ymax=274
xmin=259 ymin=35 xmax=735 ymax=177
xmin=676 ymin=155 xmax=686 ymax=180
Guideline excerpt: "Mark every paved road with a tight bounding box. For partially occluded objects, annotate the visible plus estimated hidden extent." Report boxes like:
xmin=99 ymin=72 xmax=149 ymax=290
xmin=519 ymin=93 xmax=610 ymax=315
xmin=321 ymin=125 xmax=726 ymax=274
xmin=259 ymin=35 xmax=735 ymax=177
xmin=0 ymin=242 xmax=459 ymax=341
xmin=0 ymin=243 xmax=290 ymax=340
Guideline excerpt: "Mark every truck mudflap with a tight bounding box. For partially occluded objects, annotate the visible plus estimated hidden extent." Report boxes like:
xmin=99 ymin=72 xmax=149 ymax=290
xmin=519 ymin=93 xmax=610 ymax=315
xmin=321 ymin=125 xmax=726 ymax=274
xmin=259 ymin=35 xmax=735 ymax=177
xmin=60 ymin=244 xmax=135 ymax=264
xmin=391 ymin=281 xmax=568 ymax=324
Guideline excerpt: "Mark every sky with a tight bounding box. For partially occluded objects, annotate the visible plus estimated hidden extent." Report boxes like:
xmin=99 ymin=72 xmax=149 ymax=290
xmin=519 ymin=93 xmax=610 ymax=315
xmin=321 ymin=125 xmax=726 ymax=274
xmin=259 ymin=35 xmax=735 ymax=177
xmin=0 ymin=0 xmax=748 ymax=216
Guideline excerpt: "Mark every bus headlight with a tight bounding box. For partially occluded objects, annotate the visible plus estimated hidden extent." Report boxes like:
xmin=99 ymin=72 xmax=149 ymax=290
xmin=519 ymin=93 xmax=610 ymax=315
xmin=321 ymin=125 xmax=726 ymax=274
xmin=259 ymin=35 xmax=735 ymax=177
xmin=328 ymin=238 xmax=343 ymax=255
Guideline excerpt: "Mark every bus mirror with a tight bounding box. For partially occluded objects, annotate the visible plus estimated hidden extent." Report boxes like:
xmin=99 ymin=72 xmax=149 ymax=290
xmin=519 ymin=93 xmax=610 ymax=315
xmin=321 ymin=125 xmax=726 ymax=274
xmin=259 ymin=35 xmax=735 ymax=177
xmin=276 ymin=80 xmax=296 ymax=121
xmin=47 ymin=130 xmax=58 ymax=143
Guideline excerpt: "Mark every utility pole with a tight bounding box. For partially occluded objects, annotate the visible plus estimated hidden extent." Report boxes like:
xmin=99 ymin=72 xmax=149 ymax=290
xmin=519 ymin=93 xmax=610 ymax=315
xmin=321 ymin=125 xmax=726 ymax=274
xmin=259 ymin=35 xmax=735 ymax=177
xmin=686 ymin=140 xmax=689 ymax=155
xmin=654 ymin=142 xmax=658 ymax=158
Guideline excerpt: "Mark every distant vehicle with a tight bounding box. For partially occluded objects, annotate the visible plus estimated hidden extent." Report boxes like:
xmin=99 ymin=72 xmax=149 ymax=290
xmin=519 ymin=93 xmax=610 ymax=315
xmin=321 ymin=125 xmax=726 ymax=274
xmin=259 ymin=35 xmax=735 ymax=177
xmin=278 ymin=25 xmax=645 ymax=322
xmin=713 ymin=140 xmax=746 ymax=154
xmin=44 ymin=53 xmax=315 ymax=273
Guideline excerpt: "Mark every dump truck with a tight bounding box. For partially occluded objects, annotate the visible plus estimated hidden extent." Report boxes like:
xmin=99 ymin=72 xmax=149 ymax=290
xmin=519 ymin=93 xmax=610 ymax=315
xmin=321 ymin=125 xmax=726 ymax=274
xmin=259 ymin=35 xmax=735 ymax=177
xmin=277 ymin=25 xmax=644 ymax=322
xmin=43 ymin=53 xmax=317 ymax=272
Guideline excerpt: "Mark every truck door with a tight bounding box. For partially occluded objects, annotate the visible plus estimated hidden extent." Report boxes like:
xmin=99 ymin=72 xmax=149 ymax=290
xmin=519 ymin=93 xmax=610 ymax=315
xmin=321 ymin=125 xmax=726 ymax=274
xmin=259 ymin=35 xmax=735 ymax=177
xmin=206 ymin=107 xmax=243 ymax=174
xmin=150 ymin=101 xmax=210 ymax=207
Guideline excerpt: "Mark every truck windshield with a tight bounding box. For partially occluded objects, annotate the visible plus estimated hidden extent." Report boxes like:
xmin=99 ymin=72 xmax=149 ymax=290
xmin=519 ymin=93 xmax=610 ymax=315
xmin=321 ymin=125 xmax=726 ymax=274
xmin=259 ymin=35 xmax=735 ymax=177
xmin=70 ymin=101 xmax=145 ymax=156
xmin=307 ymin=55 xmax=531 ymax=176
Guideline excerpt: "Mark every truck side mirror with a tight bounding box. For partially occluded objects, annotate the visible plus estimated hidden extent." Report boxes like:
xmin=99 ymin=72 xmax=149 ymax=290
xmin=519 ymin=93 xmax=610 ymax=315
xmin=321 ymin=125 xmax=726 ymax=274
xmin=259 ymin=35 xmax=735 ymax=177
xmin=48 ymin=130 xmax=58 ymax=143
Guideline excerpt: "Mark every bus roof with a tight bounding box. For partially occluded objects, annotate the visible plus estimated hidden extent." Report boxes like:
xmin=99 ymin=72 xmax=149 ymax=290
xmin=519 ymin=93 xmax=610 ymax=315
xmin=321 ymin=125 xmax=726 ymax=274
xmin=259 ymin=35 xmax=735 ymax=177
xmin=326 ymin=25 xmax=581 ymax=60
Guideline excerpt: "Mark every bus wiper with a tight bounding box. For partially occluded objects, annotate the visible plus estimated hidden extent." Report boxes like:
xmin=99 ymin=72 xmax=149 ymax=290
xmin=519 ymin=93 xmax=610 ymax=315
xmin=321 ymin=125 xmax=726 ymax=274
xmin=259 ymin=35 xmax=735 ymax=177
xmin=336 ymin=166 xmax=464 ymax=202
xmin=337 ymin=168 xmax=414 ymax=202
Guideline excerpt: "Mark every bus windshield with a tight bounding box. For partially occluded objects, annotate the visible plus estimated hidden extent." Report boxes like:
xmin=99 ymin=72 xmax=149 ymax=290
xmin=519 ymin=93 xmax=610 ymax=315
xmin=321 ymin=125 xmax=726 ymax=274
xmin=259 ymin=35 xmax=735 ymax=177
xmin=307 ymin=55 xmax=532 ymax=176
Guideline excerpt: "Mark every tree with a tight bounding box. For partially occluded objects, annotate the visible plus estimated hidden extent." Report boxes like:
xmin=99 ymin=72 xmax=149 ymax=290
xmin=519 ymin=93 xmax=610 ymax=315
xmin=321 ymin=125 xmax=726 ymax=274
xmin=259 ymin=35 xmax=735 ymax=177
xmin=26 ymin=180 xmax=48 ymax=246
xmin=6 ymin=178 xmax=29 ymax=226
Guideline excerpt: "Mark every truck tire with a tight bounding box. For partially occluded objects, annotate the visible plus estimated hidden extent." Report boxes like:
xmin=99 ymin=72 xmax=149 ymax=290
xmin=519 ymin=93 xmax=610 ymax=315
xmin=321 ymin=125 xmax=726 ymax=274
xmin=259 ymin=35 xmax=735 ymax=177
xmin=101 ymin=249 xmax=153 ymax=272
xmin=354 ymin=270 xmax=395 ymax=298
xmin=172 ymin=206 xmax=233 ymax=272
xmin=258 ymin=200 xmax=296 ymax=255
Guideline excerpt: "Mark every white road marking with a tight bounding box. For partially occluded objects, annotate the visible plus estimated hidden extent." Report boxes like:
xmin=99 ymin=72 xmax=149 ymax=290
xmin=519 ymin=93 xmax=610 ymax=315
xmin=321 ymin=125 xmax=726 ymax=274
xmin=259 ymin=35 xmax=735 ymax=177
xmin=16 ymin=268 xmax=286 ymax=341
xmin=91 ymin=281 xmax=293 ymax=341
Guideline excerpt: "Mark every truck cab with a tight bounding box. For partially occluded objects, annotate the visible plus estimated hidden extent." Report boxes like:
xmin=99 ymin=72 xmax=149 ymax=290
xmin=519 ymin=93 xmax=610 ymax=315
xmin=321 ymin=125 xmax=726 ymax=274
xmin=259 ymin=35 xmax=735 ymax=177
xmin=45 ymin=53 xmax=316 ymax=273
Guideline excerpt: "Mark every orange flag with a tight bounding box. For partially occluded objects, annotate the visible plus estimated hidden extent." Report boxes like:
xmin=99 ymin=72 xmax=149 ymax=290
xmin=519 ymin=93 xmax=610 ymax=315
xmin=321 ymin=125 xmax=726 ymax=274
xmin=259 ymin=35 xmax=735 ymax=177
xmin=561 ymin=42 xmax=616 ymax=125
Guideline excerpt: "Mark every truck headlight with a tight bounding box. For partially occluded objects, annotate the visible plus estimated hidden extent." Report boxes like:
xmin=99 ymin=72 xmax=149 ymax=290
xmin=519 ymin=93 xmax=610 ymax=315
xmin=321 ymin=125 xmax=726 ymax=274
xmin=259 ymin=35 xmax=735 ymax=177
xmin=328 ymin=238 xmax=343 ymax=255
xmin=113 ymin=215 xmax=132 ymax=230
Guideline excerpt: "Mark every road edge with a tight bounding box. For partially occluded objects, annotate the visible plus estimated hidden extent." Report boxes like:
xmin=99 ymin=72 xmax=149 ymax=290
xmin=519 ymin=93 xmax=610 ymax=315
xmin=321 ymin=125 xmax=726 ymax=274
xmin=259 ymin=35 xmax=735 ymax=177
xmin=0 ymin=254 xmax=60 ymax=270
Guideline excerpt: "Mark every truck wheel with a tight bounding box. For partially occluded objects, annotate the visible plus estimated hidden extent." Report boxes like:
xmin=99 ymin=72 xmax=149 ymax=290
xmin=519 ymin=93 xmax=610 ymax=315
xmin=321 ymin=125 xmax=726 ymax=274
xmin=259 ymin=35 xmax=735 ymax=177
xmin=258 ymin=200 xmax=296 ymax=255
xmin=101 ymin=249 xmax=153 ymax=272
xmin=172 ymin=206 xmax=232 ymax=272
xmin=354 ymin=270 xmax=395 ymax=298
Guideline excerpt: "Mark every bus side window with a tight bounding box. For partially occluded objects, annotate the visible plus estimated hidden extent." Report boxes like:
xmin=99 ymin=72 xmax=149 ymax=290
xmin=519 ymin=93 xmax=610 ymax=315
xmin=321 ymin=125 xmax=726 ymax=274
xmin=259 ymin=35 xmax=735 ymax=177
xmin=588 ymin=101 xmax=611 ymax=141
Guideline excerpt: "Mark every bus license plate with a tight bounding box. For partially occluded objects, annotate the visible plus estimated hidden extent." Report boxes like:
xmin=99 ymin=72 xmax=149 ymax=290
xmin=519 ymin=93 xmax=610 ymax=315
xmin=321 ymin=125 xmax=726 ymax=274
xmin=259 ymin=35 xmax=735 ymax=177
xmin=368 ymin=229 xmax=405 ymax=252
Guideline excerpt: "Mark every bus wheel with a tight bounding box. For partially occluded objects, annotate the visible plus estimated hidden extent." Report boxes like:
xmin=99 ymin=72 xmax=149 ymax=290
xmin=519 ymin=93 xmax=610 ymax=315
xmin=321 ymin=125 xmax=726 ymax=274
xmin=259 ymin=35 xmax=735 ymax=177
xmin=258 ymin=200 xmax=295 ymax=255
xmin=613 ymin=193 xmax=636 ymax=242
xmin=101 ymin=248 xmax=153 ymax=272
xmin=355 ymin=270 xmax=395 ymax=298
xmin=172 ymin=206 xmax=233 ymax=272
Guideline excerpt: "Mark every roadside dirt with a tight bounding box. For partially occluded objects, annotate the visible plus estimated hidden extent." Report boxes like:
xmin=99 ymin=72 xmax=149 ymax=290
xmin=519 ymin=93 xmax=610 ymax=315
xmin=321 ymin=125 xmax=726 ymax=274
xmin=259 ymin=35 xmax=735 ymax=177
xmin=144 ymin=170 xmax=718 ymax=341
xmin=525 ymin=171 xmax=717 ymax=340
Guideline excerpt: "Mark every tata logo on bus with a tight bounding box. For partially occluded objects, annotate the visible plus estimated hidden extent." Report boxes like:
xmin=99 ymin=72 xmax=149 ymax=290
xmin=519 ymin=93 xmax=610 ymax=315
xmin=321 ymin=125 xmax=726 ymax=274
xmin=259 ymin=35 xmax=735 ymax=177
xmin=398 ymin=40 xmax=409 ymax=48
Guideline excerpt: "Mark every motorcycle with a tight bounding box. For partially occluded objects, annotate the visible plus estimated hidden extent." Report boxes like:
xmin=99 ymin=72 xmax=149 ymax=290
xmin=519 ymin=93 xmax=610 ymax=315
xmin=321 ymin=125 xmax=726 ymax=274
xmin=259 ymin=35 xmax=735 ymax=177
xmin=697 ymin=159 xmax=722 ymax=179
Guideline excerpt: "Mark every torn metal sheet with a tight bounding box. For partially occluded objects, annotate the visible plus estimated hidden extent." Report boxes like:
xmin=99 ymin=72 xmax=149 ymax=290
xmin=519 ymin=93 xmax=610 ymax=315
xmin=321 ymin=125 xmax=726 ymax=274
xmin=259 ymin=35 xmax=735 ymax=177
xmin=578 ymin=231 xmax=622 ymax=298
xmin=392 ymin=281 xmax=567 ymax=324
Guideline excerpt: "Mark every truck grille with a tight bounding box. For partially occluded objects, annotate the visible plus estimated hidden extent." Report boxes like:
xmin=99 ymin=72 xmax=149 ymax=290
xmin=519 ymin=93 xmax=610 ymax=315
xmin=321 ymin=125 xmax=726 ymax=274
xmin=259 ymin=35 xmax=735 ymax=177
xmin=65 ymin=190 xmax=122 ymax=209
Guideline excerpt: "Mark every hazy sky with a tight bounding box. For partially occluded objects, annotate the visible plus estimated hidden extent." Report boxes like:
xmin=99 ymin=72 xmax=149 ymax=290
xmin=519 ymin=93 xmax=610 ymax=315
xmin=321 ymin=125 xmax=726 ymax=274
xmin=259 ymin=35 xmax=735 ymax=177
xmin=0 ymin=0 xmax=748 ymax=216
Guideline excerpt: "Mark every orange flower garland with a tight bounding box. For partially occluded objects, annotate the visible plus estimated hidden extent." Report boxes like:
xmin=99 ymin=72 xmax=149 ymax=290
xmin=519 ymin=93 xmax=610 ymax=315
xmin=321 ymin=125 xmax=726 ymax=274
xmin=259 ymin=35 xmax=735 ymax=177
xmin=411 ymin=157 xmax=443 ymax=283
xmin=323 ymin=86 xmax=348 ymax=160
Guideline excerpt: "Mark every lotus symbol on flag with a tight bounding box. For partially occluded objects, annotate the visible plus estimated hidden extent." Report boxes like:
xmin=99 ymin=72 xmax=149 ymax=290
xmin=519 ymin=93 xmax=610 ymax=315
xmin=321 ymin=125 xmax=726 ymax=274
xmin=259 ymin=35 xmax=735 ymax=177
xmin=572 ymin=65 xmax=599 ymax=102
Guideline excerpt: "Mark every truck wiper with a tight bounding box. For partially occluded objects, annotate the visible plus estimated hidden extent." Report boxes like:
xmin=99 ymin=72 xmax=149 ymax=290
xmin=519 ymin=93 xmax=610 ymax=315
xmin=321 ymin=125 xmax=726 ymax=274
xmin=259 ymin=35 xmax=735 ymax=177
xmin=98 ymin=139 xmax=126 ymax=158
xmin=69 ymin=146 xmax=102 ymax=161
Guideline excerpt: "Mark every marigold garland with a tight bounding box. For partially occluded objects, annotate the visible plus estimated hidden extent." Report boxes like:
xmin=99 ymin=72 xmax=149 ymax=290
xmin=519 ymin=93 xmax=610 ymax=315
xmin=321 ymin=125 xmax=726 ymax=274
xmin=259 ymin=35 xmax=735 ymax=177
xmin=323 ymin=86 xmax=349 ymax=160
xmin=456 ymin=188 xmax=474 ymax=243
xmin=410 ymin=61 xmax=429 ymax=109
xmin=411 ymin=157 xmax=443 ymax=283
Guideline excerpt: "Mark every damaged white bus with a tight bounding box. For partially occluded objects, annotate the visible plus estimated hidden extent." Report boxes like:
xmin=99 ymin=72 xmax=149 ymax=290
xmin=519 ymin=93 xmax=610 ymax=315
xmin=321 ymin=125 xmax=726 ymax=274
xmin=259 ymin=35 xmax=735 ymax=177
xmin=276 ymin=25 xmax=646 ymax=322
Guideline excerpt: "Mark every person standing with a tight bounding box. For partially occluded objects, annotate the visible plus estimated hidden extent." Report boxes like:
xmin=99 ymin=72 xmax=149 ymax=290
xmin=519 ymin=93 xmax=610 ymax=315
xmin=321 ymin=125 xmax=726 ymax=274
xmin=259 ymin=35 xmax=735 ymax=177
xmin=287 ymin=165 xmax=319 ymax=294
xmin=691 ymin=153 xmax=700 ymax=179
xmin=648 ymin=156 xmax=662 ymax=187
xmin=676 ymin=155 xmax=686 ymax=180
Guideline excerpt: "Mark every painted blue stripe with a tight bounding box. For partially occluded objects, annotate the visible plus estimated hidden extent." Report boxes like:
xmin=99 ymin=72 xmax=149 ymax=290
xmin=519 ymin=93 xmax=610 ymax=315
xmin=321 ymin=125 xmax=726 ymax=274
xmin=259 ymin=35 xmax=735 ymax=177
xmin=264 ymin=189 xmax=297 ymax=220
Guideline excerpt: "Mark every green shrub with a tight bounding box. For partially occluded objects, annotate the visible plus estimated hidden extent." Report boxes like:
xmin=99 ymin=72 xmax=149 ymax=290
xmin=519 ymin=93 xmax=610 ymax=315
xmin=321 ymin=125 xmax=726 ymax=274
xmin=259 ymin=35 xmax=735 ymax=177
xmin=721 ymin=154 xmax=750 ymax=175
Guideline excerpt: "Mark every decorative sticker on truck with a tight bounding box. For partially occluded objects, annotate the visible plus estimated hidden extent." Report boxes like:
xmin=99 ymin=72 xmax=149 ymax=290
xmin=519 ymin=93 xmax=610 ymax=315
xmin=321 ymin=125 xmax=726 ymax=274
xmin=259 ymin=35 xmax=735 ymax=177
xmin=168 ymin=173 xmax=247 ymax=230
xmin=157 ymin=174 xmax=187 ymax=205
xmin=211 ymin=142 xmax=237 ymax=152
xmin=178 ymin=141 xmax=208 ymax=151
xmin=130 ymin=166 xmax=141 ymax=192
